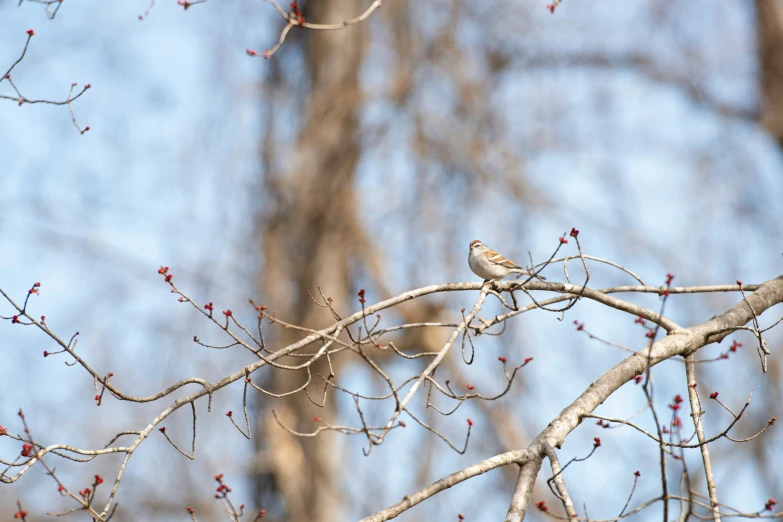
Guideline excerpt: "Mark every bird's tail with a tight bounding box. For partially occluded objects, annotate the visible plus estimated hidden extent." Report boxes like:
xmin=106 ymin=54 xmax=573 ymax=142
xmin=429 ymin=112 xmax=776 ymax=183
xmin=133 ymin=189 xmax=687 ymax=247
xmin=514 ymin=269 xmax=546 ymax=281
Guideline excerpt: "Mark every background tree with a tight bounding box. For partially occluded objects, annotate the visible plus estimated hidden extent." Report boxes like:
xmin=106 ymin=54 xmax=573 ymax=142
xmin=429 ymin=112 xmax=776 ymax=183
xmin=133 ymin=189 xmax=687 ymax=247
xmin=2 ymin=1 xmax=783 ymax=521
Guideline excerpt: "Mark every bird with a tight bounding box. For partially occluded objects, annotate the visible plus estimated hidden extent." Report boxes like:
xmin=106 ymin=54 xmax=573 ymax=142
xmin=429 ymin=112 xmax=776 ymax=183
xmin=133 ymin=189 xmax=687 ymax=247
xmin=468 ymin=240 xmax=545 ymax=282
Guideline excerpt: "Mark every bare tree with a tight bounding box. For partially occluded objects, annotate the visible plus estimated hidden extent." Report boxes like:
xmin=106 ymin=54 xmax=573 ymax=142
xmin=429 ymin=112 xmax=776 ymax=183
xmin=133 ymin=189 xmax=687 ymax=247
xmin=3 ymin=1 xmax=783 ymax=521
xmin=2 ymin=235 xmax=782 ymax=520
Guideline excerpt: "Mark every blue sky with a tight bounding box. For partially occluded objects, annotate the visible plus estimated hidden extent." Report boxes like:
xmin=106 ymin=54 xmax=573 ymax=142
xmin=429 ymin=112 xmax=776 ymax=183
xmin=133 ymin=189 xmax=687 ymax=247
xmin=2 ymin=1 xmax=783 ymax=520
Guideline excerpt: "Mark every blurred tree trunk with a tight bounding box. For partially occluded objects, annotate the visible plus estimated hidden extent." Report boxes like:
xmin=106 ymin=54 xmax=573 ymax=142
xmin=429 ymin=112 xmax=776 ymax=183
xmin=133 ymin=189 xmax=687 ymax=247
xmin=252 ymin=1 xmax=367 ymax=520
xmin=756 ymin=0 xmax=783 ymax=145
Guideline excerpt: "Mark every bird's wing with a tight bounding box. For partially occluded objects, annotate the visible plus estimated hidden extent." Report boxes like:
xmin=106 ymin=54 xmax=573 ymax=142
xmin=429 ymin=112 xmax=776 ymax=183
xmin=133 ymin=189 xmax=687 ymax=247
xmin=484 ymin=250 xmax=520 ymax=269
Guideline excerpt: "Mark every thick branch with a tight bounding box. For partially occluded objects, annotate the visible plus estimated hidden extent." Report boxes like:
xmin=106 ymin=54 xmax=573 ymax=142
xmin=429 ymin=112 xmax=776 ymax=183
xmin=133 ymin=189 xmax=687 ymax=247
xmin=363 ymin=276 xmax=783 ymax=521
xmin=359 ymin=449 xmax=534 ymax=522
xmin=505 ymin=457 xmax=543 ymax=522
xmin=684 ymin=356 xmax=721 ymax=522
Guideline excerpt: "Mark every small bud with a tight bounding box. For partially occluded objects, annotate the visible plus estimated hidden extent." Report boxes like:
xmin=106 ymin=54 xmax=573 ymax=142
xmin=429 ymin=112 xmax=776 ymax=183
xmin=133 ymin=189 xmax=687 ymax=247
xmin=159 ymin=427 xmax=166 ymax=434
xmin=467 ymin=418 xmax=473 ymax=427
xmin=246 ymin=49 xmax=257 ymax=56
xmin=634 ymin=470 xmax=641 ymax=477
xmin=27 ymin=29 xmax=35 ymax=36
xmin=498 ymin=356 xmax=507 ymax=363
xmin=559 ymin=237 xmax=568 ymax=244
xmin=709 ymin=392 xmax=719 ymax=399
xmin=524 ymin=357 xmax=534 ymax=364
xmin=569 ymin=227 xmax=579 ymax=237
xmin=593 ymin=437 xmax=601 ymax=447
xmin=226 ymin=411 xmax=232 ymax=417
